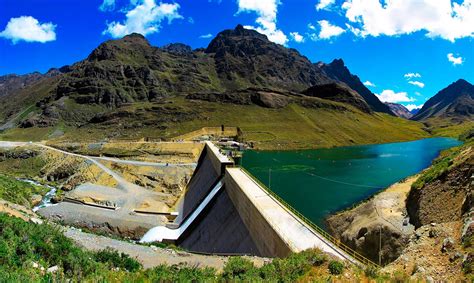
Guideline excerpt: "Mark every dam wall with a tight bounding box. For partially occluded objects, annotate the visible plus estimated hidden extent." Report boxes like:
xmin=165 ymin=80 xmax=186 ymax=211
xmin=225 ymin=168 xmax=352 ymax=260
xmin=161 ymin=141 xmax=369 ymax=265
xmin=224 ymin=168 xmax=292 ymax=257
xmin=173 ymin=142 xmax=233 ymax=225
xmin=177 ymin=188 xmax=261 ymax=255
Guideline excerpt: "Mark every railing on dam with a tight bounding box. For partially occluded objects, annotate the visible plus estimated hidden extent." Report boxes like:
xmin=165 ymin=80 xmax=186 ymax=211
xmin=238 ymin=166 xmax=381 ymax=269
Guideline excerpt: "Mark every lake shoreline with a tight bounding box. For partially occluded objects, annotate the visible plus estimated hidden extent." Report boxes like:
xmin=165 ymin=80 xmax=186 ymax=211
xmin=243 ymin=137 xmax=462 ymax=228
xmin=326 ymin=175 xmax=418 ymax=265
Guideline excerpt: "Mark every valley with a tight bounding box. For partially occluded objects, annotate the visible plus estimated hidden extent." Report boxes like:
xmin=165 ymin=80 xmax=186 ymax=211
xmin=0 ymin=22 xmax=472 ymax=281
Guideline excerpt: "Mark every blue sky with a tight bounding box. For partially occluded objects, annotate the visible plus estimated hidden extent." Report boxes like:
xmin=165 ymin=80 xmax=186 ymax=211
xmin=1 ymin=0 xmax=473 ymax=110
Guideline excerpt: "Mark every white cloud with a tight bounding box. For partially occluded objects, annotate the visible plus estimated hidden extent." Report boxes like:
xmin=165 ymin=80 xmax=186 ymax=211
xmin=408 ymin=81 xmax=425 ymax=88
xmin=404 ymin=73 xmax=421 ymax=79
xmin=0 ymin=16 xmax=56 ymax=44
xmin=103 ymin=0 xmax=183 ymax=38
xmin=316 ymin=0 xmax=335 ymax=11
xmin=199 ymin=33 xmax=213 ymax=39
xmin=405 ymin=104 xmax=423 ymax=111
xmin=308 ymin=23 xmax=316 ymax=30
xmin=447 ymin=53 xmax=464 ymax=65
xmin=317 ymin=20 xmax=345 ymax=40
xmin=290 ymin=31 xmax=304 ymax=43
xmin=342 ymin=0 xmax=474 ymax=42
xmin=100 ymin=0 xmax=116 ymax=11
xmin=237 ymin=0 xmax=288 ymax=45
xmin=363 ymin=81 xmax=375 ymax=87
xmin=375 ymin=89 xmax=414 ymax=103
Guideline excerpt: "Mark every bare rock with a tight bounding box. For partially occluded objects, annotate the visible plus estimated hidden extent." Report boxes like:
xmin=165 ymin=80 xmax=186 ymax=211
xmin=442 ymin=237 xmax=455 ymax=253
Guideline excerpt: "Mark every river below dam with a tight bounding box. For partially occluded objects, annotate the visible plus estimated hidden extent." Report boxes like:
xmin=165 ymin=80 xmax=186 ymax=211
xmin=242 ymin=137 xmax=462 ymax=228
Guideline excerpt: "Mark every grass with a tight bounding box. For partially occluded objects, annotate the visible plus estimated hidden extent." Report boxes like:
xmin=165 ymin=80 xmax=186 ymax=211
xmin=411 ymin=128 xmax=473 ymax=191
xmin=0 ymin=212 xmax=359 ymax=281
xmin=0 ymin=127 xmax=52 ymax=141
xmin=424 ymin=117 xmax=474 ymax=138
xmin=0 ymin=175 xmax=49 ymax=207
xmin=0 ymin=211 xmax=422 ymax=281
xmin=0 ymin=148 xmax=46 ymax=178
xmin=45 ymin=97 xmax=430 ymax=151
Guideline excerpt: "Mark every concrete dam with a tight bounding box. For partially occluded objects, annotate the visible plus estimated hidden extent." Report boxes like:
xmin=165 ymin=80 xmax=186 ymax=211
xmin=141 ymin=142 xmax=371 ymax=265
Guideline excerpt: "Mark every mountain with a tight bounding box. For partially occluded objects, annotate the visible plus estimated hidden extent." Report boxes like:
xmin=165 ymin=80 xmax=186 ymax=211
xmin=0 ymin=25 xmax=430 ymax=149
xmin=412 ymin=79 xmax=474 ymax=121
xmin=303 ymin=83 xmax=372 ymax=113
xmin=0 ymin=69 xmax=64 ymax=97
xmin=205 ymin=24 xmax=331 ymax=91
xmin=384 ymin=102 xmax=413 ymax=119
xmin=0 ymin=25 xmax=393 ymax=126
xmin=318 ymin=59 xmax=394 ymax=115
xmin=410 ymin=108 xmax=420 ymax=116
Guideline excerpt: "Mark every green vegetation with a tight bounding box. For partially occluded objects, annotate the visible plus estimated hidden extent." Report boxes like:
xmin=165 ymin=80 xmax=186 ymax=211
xmin=0 ymin=175 xmax=48 ymax=207
xmin=93 ymin=248 xmax=142 ymax=272
xmin=328 ymin=260 xmax=344 ymax=275
xmin=0 ymin=127 xmax=53 ymax=141
xmin=40 ymin=97 xmax=431 ymax=150
xmin=364 ymin=265 xmax=380 ymax=278
xmin=0 ymin=148 xmax=46 ymax=178
xmin=0 ymin=213 xmax=362 ymax=281
xmin=411 ymin=146 xmax=460 ymax=190
xmin=424 ymin=118 xmax=474 ymax=139
xmin=412 ymin=129 xmax=473 ymax=190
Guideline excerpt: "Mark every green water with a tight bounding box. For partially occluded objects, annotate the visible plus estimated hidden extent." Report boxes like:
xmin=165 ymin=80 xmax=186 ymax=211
xmin=242 ymin=138 xmax=462 ymax=228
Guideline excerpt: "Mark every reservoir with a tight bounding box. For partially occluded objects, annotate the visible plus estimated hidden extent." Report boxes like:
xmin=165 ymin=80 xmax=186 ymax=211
xmin=242 ymin=138 xmax=462 ymax=228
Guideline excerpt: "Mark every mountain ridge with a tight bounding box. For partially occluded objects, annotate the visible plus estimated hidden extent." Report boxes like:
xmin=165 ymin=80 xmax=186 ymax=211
xmin=413 ymin=79 xmax=474 ymax=121
xmin=384 ymin=102 xmax=413 ymax=119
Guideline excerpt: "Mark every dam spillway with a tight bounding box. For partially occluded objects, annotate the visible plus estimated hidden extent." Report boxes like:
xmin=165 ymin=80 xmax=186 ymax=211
xmin=142 ymin=141 xmax=369 ymax=265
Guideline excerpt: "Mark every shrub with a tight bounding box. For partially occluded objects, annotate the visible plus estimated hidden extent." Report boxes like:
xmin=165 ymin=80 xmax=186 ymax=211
xmin=302 ymin=249 xmax=327 ymax=266
xmin=328 ymin=260 xmax=344 ymax=275
xmin=364 ymin=265 xmax=380 ymax=278
xmin=463 ymin=254 xmax=473 ymax=274
xmin=147 ymin=264 xmax=217 ymax=282
xmin=94 ymin=248 xmax=142 ymax=272
xmin=221 ymin=257 xmax=257 ymax=280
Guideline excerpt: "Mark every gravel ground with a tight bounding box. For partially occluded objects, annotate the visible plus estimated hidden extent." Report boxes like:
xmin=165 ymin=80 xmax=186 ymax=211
xmin=63 ymin=227 xmax=268 ymax=271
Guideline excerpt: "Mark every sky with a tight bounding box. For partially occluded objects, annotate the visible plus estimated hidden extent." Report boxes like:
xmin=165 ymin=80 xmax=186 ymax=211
xmin=1 ymin=0 xmax=473 ymax=110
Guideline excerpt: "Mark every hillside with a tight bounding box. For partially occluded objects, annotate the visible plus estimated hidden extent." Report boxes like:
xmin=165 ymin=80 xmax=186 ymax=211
xmin=385 ymin=102 xmax=413 ymax=119
xmin=0 ymin=25 xmax=429 ymax=149
xmin=413 ymin=79 xmax=474 ymax=121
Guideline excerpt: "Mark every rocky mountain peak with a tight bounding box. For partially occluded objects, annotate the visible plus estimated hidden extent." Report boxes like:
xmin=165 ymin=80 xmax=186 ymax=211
xmin=205 ymin=24 xmax=269 ymax=54
xmin=161 ymin=43 xmax=192 ymax=55
xmin=328 ymin=58 xmax=346 ymax=68
xmin=87 ymin=33 xmax=152 ymax=62
xmin=319 ymin=59 xmax=394 ymax=115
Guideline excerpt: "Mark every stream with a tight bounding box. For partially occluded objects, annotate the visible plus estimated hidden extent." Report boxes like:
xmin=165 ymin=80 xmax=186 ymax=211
xmin=17 ymin=178 xmax=58 ymax=212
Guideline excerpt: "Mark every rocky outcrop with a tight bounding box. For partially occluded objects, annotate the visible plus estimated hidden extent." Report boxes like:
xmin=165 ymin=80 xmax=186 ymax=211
xmin=186 ymin=88 xmax=292 ymax=108
xmin=326 ymin=177 xmax=416 ymax=265
xmin=186 ymin=87 xmax=352 ymax=111
xmin=407 ymin=144 xmax=473 ymax=228
xmin=303 ymin=83 xmax=372 ymax=113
